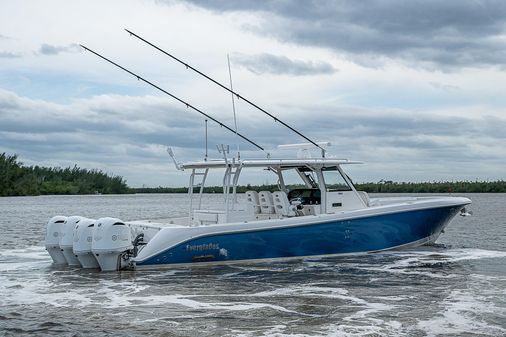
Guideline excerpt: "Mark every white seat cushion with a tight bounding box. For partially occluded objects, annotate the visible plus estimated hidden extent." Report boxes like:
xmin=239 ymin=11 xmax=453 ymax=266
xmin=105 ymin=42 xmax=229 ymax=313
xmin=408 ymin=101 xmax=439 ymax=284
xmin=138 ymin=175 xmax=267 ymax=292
xmin=258 ymin=191 xmax=275 ymax=214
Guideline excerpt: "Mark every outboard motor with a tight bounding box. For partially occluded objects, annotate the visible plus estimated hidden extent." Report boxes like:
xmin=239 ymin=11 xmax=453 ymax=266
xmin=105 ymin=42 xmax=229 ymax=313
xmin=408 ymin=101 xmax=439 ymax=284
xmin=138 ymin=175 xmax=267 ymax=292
xmin=73 ymin=218 xmax=99 ymax=269
xmin=59 ymin=216 xmax=83 ymax=267
xmin=92 ymin=217 xmax=133 ymax=271
xmin=45 ymin=216 xmax=68 ymax=264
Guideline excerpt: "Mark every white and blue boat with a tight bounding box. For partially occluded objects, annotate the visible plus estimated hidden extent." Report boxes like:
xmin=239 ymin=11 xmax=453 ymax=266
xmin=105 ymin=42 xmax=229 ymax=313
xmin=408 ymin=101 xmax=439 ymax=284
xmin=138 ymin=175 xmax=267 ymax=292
xmin=45 ymin=32 xmax=471 ymax=271
xmin=45 ymin=145 xmax=471 ymax=271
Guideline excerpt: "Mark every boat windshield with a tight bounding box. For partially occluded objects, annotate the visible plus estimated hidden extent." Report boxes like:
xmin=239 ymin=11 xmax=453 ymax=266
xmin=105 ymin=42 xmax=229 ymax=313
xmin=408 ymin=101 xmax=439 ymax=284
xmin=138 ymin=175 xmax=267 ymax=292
xmin=322 ymin=167 xmax=351 ymax=191
xmin=280 ymin=169 xmax=307 ymax=190
xmin=280 ymin=167 xmax=319 ymax=190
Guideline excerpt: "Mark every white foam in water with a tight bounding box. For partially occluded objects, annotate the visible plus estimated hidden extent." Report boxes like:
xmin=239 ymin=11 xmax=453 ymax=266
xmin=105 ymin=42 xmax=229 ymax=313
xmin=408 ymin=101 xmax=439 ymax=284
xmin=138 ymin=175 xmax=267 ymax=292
xmin=0 ymin=246 xmax=49 ymax=260
xmin=229 ymin=325 xmax=302 ymax=337
xmin=1 ymin=193 xmax=505 ymax=337
xmin=0 ymin=269 xmax=299 ymax=314
xmin=1 ymin=242 xmax=505 ymax=336
xmin=356 ymin=248 xmax=506 ymax=278
xmin=345 ymin=301 xmax=396 ymax=320
xmin=13 ymin=275 xmax=299 ymax=314
xmin=231 ymin=321 xmax=407 ymax=337
xmin=324 ymin=321 xmax=405 ymax=337
xmin=230 ymin=324 xmax=347 ymax=337
xmin=0 ymin=246 xmax=52 ymax=272
xmin=251 ymin=285 xmax=350 ymax=298
xmin=416 ymin=289 xmax=506 ymax=336
xmin=95 ymin=279 xmax=150 ymax=296
xmin=0 ymin=261 xmax=44 ymax=272
xmin=250 ymin=284 xmax=402 ymax=334
xmin=433 ymin=248 xmax=506 ymax=262
xmin=251 ymin=284 xmax=399 ymax=319
xmin=0 ymin=276 xmax=95 ymax=308
xmin=101 ymin=293 xmax=300 ymax=313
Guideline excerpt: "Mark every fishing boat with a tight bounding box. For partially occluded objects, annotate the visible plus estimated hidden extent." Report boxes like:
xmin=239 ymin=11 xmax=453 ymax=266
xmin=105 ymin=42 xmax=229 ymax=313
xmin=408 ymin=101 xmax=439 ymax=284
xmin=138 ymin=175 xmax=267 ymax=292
xmin=45 ymin=30 xmax=471 ymax=271
xmin=45 ymin=151 xmax=471 ymax=271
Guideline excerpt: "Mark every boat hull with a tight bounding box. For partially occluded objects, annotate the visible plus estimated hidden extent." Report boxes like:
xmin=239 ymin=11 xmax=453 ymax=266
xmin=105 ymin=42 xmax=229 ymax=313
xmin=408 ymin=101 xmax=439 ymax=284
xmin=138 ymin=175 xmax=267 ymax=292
xmin=134 ymin=203 xmax=465 ymax=269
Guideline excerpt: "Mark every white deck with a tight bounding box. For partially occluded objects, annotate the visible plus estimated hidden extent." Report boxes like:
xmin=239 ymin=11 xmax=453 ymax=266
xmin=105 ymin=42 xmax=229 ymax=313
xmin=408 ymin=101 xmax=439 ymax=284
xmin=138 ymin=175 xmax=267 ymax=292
xmin=128 ymin=195 xmax=468 ymax=229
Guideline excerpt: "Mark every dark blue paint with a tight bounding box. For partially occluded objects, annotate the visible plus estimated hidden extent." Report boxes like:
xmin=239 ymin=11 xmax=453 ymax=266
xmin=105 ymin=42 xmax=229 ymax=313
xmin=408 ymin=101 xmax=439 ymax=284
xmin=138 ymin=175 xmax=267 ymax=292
xmin=137 ymin=206 xmax=461 ymax=266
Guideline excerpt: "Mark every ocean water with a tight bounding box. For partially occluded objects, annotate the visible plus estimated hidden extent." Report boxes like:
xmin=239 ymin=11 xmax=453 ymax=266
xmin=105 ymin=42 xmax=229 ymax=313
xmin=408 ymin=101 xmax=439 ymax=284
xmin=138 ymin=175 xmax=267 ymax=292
xmin=0 ymin=193 xmax=505 ymax=337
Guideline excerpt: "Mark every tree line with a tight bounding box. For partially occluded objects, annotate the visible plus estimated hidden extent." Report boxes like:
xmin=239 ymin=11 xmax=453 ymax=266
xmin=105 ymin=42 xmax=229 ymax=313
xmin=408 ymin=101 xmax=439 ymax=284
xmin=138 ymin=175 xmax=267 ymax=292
xmin=131 ymin=180 xmax=506 ymax=194
xmin=2 ymin=152 xmax=505 ymax=196
xmin=0 ymin=153 xmax=129 ymax=196
xmin=355 ymin=180 xmax=506 ymax=193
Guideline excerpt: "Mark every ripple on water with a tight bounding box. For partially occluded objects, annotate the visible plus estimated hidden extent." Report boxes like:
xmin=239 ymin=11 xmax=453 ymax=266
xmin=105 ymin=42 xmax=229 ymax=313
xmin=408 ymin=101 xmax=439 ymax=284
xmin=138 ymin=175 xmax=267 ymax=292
xmin=0 ymin=193 xmax=506 ymax=336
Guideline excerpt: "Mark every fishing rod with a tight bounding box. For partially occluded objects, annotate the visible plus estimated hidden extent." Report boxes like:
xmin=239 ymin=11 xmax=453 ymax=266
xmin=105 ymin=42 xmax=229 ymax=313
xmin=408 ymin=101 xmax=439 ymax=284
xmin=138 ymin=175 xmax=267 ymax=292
xmin=79 ymin=44 xmax=265 ymax=151
xmin=124 ymin=29 xmax=326 ymax=157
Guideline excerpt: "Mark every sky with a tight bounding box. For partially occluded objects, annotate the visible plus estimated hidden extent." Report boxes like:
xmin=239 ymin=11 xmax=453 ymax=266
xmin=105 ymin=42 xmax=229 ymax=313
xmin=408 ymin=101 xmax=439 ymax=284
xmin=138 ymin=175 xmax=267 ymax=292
xmin=1 ymin=0 xmax=506 ymax=187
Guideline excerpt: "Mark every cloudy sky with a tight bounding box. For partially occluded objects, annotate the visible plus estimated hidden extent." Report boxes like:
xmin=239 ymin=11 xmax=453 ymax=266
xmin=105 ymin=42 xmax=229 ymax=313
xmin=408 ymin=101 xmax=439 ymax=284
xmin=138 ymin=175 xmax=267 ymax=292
xmin=1 ymin=0 xmax=506 ymax=187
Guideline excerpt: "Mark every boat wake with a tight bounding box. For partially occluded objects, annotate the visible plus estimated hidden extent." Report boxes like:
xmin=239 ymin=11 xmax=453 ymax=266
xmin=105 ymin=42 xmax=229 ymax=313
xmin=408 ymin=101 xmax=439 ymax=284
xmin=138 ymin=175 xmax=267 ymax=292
xmin=1 ymin=245 xmax=505 ymax=336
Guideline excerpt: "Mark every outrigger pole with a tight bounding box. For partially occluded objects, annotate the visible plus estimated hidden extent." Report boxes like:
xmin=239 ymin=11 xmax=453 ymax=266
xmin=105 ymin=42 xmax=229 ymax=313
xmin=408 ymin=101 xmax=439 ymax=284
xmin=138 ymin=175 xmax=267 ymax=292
xmin=79 ymin=45 xmax=264 ymax=151
xmin=124 ymin=29 xmax=326 ymax=157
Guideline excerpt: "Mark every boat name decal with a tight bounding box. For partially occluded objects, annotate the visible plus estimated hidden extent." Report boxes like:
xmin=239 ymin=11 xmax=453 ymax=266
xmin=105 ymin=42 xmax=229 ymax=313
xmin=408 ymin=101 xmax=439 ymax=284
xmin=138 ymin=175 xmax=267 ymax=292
xmin=186 ymin=243 xmax=220 ymax=252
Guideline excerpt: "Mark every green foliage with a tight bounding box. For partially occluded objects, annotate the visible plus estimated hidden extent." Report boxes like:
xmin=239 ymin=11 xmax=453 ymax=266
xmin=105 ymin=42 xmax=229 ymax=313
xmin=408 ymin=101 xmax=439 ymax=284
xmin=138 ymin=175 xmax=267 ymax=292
xmin=3 ymin=152 xmax=505 ymax=196
xmin=132 ymin=186 xmax=188 ymax=194
xmin=0 ymin=153 xmax=129 ymax=196
xmin=354 ymin=180 xmax=506 ymax=193
xmin=133 ymin=181 xmax=506 ymax=194
xmin=130 ymin=184 xmax=280 ymax=194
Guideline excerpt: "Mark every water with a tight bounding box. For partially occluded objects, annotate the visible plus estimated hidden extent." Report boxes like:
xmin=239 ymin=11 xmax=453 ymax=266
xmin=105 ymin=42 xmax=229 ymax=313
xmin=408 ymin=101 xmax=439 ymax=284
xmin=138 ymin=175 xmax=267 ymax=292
xmin=0 ymin=193 xmax=505 ymax=337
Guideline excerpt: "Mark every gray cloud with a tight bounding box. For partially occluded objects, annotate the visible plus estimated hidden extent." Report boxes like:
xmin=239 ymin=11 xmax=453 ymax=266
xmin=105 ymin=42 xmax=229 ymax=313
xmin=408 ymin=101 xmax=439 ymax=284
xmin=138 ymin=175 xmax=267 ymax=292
xmin=0 ymin=90 xmax=256 ymax=186
xmin=233 ymin=53 xmax=337 ymax=76
xmin=1 ymin=89 xmax=505 ymax=185
xmin=181 ymin=0 xmax=506 ymax=70
xmin=38 ymin=43 xmax=80 ymax=56
xmin=428 ymin=82 xmax=461 ymax=91
xmin=0 ymin=90 xmax=263 ymax=160
xmin=0 ymin=51 xmax=21 ymax=58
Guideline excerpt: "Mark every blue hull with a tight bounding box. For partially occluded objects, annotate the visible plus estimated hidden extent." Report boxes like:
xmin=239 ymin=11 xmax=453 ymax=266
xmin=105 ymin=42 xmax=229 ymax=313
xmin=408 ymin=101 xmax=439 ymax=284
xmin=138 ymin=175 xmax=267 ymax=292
xmin=136 ymin=205 xmax=461 ymax=267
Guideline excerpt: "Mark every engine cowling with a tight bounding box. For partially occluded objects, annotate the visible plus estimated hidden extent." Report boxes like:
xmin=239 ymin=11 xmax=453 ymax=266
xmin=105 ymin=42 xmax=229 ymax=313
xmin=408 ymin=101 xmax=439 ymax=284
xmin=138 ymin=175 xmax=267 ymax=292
xmin=45 ymin=216 xmax=68 ymax=265
xmin=59 ymin=216 xmax=83 ymax=266
xmin=73 ymin=218 xmax=99 ymax=269
xmin=92 ymin=217 xmax=133 ymax=271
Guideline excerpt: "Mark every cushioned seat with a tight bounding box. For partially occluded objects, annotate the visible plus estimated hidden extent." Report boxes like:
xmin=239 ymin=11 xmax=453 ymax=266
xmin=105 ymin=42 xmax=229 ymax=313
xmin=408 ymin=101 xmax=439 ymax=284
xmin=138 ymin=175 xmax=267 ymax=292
xmin=258 ymin=191 xmax=275 ymax=214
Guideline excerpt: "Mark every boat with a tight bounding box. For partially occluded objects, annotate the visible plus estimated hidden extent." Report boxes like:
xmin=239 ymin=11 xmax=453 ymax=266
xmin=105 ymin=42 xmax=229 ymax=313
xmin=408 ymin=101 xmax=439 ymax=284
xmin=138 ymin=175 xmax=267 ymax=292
xmin=45 ymin=144 xmax=471 ymax=271
xmin=44 ymin=30 xmax=471 ymax=271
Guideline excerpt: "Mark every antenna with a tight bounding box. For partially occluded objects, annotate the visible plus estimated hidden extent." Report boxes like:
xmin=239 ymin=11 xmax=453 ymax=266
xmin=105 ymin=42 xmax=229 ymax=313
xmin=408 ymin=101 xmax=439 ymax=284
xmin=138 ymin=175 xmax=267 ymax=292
xmin=227 ymin=54 xmax=240 ymax=159
xmin=204 ymin=119 xmax=208 ymax=161
xmin=80 ymin=44 xmax=264 ymax=152
xmin=124 ymin=29 xmax=326 ymax=157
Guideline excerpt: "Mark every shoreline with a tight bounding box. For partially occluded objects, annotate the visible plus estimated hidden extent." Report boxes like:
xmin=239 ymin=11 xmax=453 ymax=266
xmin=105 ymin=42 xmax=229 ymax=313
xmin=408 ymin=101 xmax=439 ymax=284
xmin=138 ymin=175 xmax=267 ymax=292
xmin=0 ymin=181 xmax=506 ymax=197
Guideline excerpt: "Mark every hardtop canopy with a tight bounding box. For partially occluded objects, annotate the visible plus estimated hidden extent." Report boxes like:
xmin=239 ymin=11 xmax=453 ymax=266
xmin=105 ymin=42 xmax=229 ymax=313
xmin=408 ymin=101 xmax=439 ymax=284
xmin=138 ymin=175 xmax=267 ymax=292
xmin=179 ymin=158 xmax=362 ymax=170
